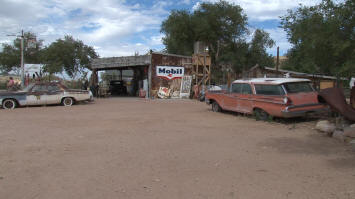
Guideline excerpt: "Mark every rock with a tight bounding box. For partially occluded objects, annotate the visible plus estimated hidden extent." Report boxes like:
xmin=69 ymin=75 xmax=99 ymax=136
xmin=332 ymin=130 xmax=345 ymax=142
xmin=315 ymin=120 xmax=336 ymax=133
xmin=350 ymin=124 xmax=355 ymax=128
xmin=343 ymin=126 xmax=355 ymax=138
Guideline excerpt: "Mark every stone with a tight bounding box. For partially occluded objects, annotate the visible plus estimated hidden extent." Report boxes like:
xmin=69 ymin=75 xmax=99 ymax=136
xmin=315 ymin=120 xmax=336 ymax=133
xmin=343 ymin=126 xmax=355 ymax=138
xmin=332 ymin=130 xmax=345 ymax=142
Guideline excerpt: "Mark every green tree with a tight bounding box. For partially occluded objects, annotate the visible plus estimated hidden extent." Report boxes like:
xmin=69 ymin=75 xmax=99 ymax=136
xmin=161 ymin=0 xmax=275 ymax=82
xmin=247 ymin=29 xmax=275 ymax=68
xmin=42 ymin=36 xmax=98 ymax=79
xmin=193 ymin=0 xmax=248 ymax=63
xmin=0 ymin=32 xmax=43 ymax=72
xmin=280 ymin=0 xmax=355 ymax=77
xmin=161 ymin=10 xmax=195 ymax=56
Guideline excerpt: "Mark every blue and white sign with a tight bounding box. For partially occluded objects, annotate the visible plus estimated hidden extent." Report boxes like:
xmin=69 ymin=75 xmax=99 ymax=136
xmin=156 ymin=66 xmax=184 ymax=80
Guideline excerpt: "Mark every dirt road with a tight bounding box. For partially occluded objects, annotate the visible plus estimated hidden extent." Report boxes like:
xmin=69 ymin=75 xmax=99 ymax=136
xmin=0 ymin=98 xmax=354 ymax=199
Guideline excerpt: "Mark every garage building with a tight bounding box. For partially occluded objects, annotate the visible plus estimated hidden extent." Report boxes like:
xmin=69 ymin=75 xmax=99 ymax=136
xmin=90 ymin=52 xmax=194 ymax=98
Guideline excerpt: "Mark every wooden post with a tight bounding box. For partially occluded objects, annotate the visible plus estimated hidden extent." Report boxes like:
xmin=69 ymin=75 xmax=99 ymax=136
xmin=148 ymin=64 xmax=152 ymax=98
xmin=276 ymin=46 xmax=280 ymax=77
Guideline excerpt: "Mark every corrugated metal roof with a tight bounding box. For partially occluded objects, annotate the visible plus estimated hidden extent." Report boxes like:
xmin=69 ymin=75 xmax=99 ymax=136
xmin=233 ymin=78 xmax=310 ymax=84
xmin=263 ymin=66 xmax=346 ymax=80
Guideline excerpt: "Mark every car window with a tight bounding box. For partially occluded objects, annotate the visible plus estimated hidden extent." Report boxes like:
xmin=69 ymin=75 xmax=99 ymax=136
xmin=231 ymin=83 xmax=242 ymax=93
xmin=283 ymin=82 xmax=314 ymax=93
xmin=254 ymin=84 xmax=285 ymax=96
xmin=22 ymin=83 xmax=34 ymax=92
xmin=241 ymin=84 xmax=253 ymax=94
xmin=31 ymin=85 xmax=47 ymax=92
xmin=48 ymin=85 xmax=61 ymax=92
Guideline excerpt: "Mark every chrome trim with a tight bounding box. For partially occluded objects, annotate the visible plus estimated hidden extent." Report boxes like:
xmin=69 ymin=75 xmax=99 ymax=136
xmin=281 ymin=107 xmax=329 ymax=118
xmin=285 ymin=103 xmax=324 ymax=111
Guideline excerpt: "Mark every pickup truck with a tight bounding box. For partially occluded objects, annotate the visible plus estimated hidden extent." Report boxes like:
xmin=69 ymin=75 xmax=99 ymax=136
xmin=205 ymin=78 xmax=329 ymax=120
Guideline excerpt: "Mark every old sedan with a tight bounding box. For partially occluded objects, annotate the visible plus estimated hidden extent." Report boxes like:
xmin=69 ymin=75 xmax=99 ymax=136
xmin=0 ymin=82 xmax=93 ymax=109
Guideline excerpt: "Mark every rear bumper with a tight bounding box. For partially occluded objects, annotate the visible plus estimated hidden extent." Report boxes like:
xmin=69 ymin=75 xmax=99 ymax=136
xmin=281 ymin=103 xmax=330 ymax=118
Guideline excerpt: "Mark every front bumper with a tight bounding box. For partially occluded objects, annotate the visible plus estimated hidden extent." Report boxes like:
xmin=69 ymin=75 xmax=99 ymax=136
xmin=281 ymin=103 xmax=330 ymax=118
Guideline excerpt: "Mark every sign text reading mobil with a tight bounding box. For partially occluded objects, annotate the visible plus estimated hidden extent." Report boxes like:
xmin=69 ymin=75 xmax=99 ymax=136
xmin=156 ymin=66 xmax=184 ymax=80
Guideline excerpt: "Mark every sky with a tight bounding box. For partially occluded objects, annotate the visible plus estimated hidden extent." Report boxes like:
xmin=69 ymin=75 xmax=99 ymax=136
xmin=0 ymin=0 xmax=324 ymax=58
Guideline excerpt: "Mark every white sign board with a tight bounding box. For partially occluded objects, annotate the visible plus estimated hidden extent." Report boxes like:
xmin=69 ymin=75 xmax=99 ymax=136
xmin=180 ymin=76 xmax=192 ymax=99
xmin=156 ymin=66 xmax=184 ymax=80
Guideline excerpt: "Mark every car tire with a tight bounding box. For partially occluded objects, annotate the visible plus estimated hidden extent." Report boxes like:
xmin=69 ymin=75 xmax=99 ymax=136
xmin=2 ymin=99 xmax=16 ymax=109
xmin=212 ymin=101 xmax=222 ymax=112
xmin=254 ymin=108 xmax=270 ymax=121
xmin=62 ymin=97 xmax=74 ymax=106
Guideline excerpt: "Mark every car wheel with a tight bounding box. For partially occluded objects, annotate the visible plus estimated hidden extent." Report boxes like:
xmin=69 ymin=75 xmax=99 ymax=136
xmin=62 ymin=97 xmax=74 ymax=106
xmin=254 ymin=108 xmax=270 ymax=121
xmin=212 ymin=101 xmax=221 ymax=112
xmin=2 ymin=99 xmax=16 ymax=109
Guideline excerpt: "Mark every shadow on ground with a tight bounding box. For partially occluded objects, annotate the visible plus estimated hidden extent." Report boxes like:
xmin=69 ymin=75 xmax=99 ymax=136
xmin=258 ymin=134 xmax=355 ymax=168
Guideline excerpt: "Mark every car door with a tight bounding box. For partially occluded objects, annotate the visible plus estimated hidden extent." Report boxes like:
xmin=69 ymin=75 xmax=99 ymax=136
xmin=26 ymin=84 xmax=47 ymax=105
xmin=223 ymin=83 xmax=242 ymax=111
xmin=237 ymin=84 xmax=254 ymax=113
xmin=46 ymin=84 xmax=63 ymax=105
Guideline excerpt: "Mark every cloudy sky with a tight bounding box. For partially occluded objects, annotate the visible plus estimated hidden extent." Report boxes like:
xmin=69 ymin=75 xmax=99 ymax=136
xmin=0 ymin=0 xmax=323 ymax=57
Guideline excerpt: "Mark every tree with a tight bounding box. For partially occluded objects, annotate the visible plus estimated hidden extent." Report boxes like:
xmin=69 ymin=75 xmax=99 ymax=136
xmin=0 ymin=32 xmax=43 ymax=72
xmin=161 ymin=10 xmax=195 ymax=56
xmin=42 ymin=36 xmax=98 ymax=79
xmin=280 ymin=0 xmax=355 ymax=77
xmin=247 ymin=29 xmax=275 ymax=68
xmin=161 ymin=0 xmax=275 ymax=82
xmin=193 ymin=0 xmax=248 ymax=64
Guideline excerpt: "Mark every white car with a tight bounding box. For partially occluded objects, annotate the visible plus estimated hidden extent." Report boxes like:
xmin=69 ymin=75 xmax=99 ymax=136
xmin=0 ymin=82 xmax=93 ymax=109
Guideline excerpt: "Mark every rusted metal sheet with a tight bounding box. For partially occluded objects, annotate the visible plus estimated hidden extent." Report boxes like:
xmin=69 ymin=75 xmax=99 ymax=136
xmin=319 ymin=88 xmax=355 ymax=121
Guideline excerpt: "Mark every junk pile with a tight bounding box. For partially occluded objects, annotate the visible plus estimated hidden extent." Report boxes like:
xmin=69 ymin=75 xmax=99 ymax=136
xmin=318 ymin=88 xmax=355 ymax=121
xmin=316 ymin=120 xmax=355 ymax=143
xmin=315 ymin=87 xmax=355 ymax=144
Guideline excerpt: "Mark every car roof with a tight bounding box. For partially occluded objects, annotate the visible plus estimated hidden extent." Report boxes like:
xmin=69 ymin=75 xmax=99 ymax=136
xmin=232 ymin=78 xmax=311 ymax=85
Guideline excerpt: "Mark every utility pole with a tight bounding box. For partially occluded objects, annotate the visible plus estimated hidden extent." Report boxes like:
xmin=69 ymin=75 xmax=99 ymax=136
xmin=20 ymin=30 xmax=24 ymax=88
xmin=276 ymin=46 xmax=279 ymax=78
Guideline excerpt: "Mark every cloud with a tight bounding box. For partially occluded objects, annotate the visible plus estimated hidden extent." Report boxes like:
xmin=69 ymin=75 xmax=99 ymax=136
xmin=265 ymin=28 xmax=291 ymax=56
xmin=181 ymin=0 xmax=191 ymax=5
xmin=0 ymin=0 xmax=324 ymax=58
xmin=193 ymin=0 xmax=322 ymax=21
xmin=0 ymin=0 xmax=168 ymax=57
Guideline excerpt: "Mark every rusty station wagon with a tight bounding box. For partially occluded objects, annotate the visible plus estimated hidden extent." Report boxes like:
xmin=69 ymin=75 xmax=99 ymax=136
xmin=205 ymin=78 xmax=329 ymax=120
xmin=0 ymin=82 xmax=93 ymax=109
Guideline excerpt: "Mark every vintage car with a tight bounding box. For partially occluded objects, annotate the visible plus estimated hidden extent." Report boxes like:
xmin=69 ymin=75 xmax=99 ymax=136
xmin=205 ymin=78 xmax=329 ymax=119
xmin=0 ymin=82 xmax=93 ymax=109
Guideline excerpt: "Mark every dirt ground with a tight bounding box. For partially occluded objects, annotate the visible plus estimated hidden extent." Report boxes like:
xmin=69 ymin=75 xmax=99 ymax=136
xmin=0 ymin=98 xmax=354 ymax=199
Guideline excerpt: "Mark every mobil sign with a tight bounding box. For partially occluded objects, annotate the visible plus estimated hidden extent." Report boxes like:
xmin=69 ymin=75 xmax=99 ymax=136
xmin=156 ymin=66 xmax=184 ymax=80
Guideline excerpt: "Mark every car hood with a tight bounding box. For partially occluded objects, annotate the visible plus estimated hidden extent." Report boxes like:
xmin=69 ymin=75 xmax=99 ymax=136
xmin=0 ymin=90 xmax=27 ymax=96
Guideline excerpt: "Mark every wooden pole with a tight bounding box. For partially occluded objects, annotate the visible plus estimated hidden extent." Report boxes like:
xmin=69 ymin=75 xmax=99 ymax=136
xmin=276 ymin=46 xmax=280 ymax=77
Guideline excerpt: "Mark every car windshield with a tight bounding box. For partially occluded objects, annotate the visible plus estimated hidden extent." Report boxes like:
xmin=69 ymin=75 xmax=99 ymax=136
xmin=254 ymin=84 xmax=285 ymax=96
xmin=22 ymin=83 xmax=35 ymax=92
xmin=283 ymin=82 xmax=314 ymax=94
